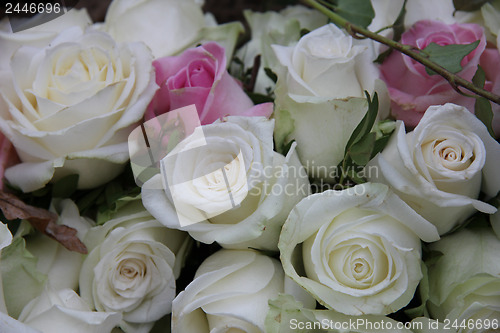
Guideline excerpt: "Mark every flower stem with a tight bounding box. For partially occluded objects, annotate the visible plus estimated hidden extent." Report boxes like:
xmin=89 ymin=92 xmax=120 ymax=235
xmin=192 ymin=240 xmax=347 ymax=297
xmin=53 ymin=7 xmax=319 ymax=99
xmin=302 ymin=0 xmax=500 ymax=106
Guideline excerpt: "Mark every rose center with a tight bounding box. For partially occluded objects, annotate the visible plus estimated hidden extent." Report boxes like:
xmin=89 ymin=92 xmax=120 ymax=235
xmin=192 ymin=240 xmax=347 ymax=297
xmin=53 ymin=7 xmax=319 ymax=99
xmin=117 ymin=258 xmax=146 ymax=281
xmin=421 ymin=137 xmax=475 ymax=173
xmin=351 ymin=258 xmax=370 ymax=279
xmin=205 ymin=157 xmax=241 ymax=190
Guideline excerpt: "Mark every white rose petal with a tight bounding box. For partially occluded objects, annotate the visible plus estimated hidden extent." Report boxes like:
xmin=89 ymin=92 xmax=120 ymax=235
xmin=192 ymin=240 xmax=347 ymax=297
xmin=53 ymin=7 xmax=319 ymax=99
xmin=172 ymin=249 xmax=290 ymax=333
xmin=0 ymin=9 xmax=92 ymax=72
xmin=0 ymin=27 xmax=157 ymax=192
xmin=26 ymin=199 xmax=92 ymax=291
xmin=18 ymin=287 xmax=121 ymax=333
xmin=279 ymin=183 xmax=439 ymax=316
xmin=427 ymin=228 xmax=500 ymax=332
xmin=234 ymin=6 xmax=328 ymax=94
xmin=0 ymin=312 xmax=41 ymax=333
xmin=79 ymin=199 xmax=189 ymax=331
xmin=103 ymin=0 xmax=205 ymax=58
xmin=272 ymin=24 xmax=389 ymax=180
xmin=367 ymin=103 xmax=500 ymax=234
xmin=142 ymin=116 xmax=310 ymax=251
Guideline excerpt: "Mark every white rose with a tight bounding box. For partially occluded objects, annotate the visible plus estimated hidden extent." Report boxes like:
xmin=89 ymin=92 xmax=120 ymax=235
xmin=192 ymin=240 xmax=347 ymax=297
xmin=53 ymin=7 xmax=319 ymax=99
xmin=235 ymin=6 xmax=328 ymax=94
xmin=367 ymin=103 xmax=500 ymax=234
xmin=273 ymin=24 xmax=377 ymax=98
xmin=172 ymin=249 xmax=311 ymax=332
xmin=426 ymin=228 xmax=500 ymax=332
xmin=272 ymin=23 xmax=389 ymax=180
xmin=368 ymin=0 xmax=456 ymax=34
xmin=0 ymin=312 xmax=40 ymax=333
xmin=25 ymin=200 xmax=92 ymax=291
xmin=102 ymin=0 xmax=243 ymax=62
xmin=103 ymin=0 xmax=205 ymax=58
xmin=0 ymin=9 xmax=92 ymax=72
xmin=0 ymin=27 xmax=157 ymax=192
xmin=142 ymin=116 xmax=310 ymax=251
xmin=17 ymin=287 xmax=121 ymax=333
xmin=79 ymin=198 xmax=189 ymax=333
xmin=279 ymin=183 xmax=439 ymax=315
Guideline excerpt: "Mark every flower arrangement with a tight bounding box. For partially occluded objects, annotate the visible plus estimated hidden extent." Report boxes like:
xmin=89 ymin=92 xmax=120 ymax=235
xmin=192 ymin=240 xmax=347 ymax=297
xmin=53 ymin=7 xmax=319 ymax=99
xmin=0 ymin=0 xmax=499 ymax=332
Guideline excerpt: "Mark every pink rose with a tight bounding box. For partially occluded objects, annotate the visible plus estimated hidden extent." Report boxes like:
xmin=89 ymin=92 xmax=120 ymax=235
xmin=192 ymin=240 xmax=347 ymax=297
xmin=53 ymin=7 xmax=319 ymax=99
xmin=381 ymin=20 xmax=500 ymax=134
xmin=145 ymin=42 xmax=273 ymax=124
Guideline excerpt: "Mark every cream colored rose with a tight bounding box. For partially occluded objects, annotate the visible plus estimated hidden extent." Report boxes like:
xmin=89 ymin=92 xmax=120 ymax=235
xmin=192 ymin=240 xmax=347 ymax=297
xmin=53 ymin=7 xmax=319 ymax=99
xmin=272 ymin=23 xmax=389 ymax=180
xmin=79 ymin=199 xmax=189 ymax=332
xmin=173 ymin=249 xmax=304 ymax=332
xmin=0 ymin=9 xmax=92 ymax=72
xmin=367 ymin=103 xmax=500 ymax=234
xmin=0 ymin=27 xmax=157 ymax=192
xmin=102 ymin=0 xmax=205 ymax=58
xmin=279 ymin=183 xmax=439 ymax=316
xmin=142 ymin=116 xmax=310 ymax=251
xmin=102 ymin=0 xmax=243 ymax=62
xmin=427 ymin=228 xmax=500 ymax=333
xmin=18 ymin=287 xmax=121 ymax=333
xmin=235 ymin=6 xmax=328 ymax=94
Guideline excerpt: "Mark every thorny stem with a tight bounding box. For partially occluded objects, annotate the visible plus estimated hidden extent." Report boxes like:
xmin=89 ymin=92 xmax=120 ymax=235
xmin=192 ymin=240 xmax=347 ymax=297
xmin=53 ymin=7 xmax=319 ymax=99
xmin=303 ymin=0 xmax=500 ymax=106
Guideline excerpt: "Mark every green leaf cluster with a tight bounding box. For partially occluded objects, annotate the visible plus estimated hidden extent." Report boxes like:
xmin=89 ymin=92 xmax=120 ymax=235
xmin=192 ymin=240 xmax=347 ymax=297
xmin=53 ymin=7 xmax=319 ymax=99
xmin=75 ymin=166 xmax=141 ymax=224
xmin=337 ymin=92 xmax=394 ymax=186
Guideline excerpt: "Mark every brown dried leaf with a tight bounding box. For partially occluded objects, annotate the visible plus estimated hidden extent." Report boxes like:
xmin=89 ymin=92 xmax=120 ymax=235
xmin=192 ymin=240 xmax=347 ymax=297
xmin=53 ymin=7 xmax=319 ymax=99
xmin=0 ymin=191 xmax=87 ymax=254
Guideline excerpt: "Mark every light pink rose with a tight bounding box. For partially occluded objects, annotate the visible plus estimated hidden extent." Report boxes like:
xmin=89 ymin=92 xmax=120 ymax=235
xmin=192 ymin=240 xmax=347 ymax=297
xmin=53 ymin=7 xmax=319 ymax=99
xmin=0 ymin=132 xmax=19 ymax=190
xmin=145 ymin=42 xmax=273 ymax=125
xmin=381 ymin=20 xmax=500 ymax=134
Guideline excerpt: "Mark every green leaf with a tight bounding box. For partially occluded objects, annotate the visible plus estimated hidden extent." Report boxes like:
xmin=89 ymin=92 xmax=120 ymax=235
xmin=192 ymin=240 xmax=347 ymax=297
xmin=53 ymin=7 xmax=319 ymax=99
xmin=475 ymin=97 xmax=495 ymax=138
xmin=453 ymin=0 xmax=490 ymax=12
xmin=104 ymin=182 xmax=124 ymax=207
xmin=347 ymin=169 xmax=367 ymax=184
xmin=423 ymin=40 xmax=480 ymax=75
xmin=334 ymin=0 xmax=375 ymax=29
xmin=344 ymin=92 xmax=378 ymax=153
xmin=299 ymin=28 xmax=311 ymax=37
xmin=247 ymin=92 xmax=275 ymax=104
xmin=165 ymin=126 xmax=185 ymax=153
xmin=472 ymin=65 xmax=495 ymax=137
xmin=391 ymin=0 xmax=407 ymax=43
xmin=51 ymin=174 xmax=79 ymax=198
xmin=96 ymin=191 xmax=141 ymax=225
xmin=349 ymin=132 xmax=376 ymax=165
xmin=374 ymin=0 xmax=407 ymax=64
xmin=0 ymin=237 xmax=47 ymax=317
xmin=273 ymin=109 xmax=295 ymax=155
xmin=264 ymin=67 xmax=278 ymax=84
xmin=371 ymin=135 xmax=391 ymax=158
xmin=472 ymin=65 xmax=486 ymax=88
xmin=76 ymin=188 xmax=103 ymax=214
xmin=405 ymin=262 xmax=431 ymax=318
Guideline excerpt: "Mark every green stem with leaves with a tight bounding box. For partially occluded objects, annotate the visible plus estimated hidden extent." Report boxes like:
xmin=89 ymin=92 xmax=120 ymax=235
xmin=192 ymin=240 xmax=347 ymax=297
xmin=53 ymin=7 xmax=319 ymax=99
xmin=303 ymin=0 xmax=500 ymax=106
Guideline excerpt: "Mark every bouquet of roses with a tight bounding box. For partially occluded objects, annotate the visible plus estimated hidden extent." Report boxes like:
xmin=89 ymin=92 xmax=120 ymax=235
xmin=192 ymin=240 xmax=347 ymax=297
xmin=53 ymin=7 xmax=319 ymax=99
xmin=0 ymin=0 xmax=499 ymax=332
